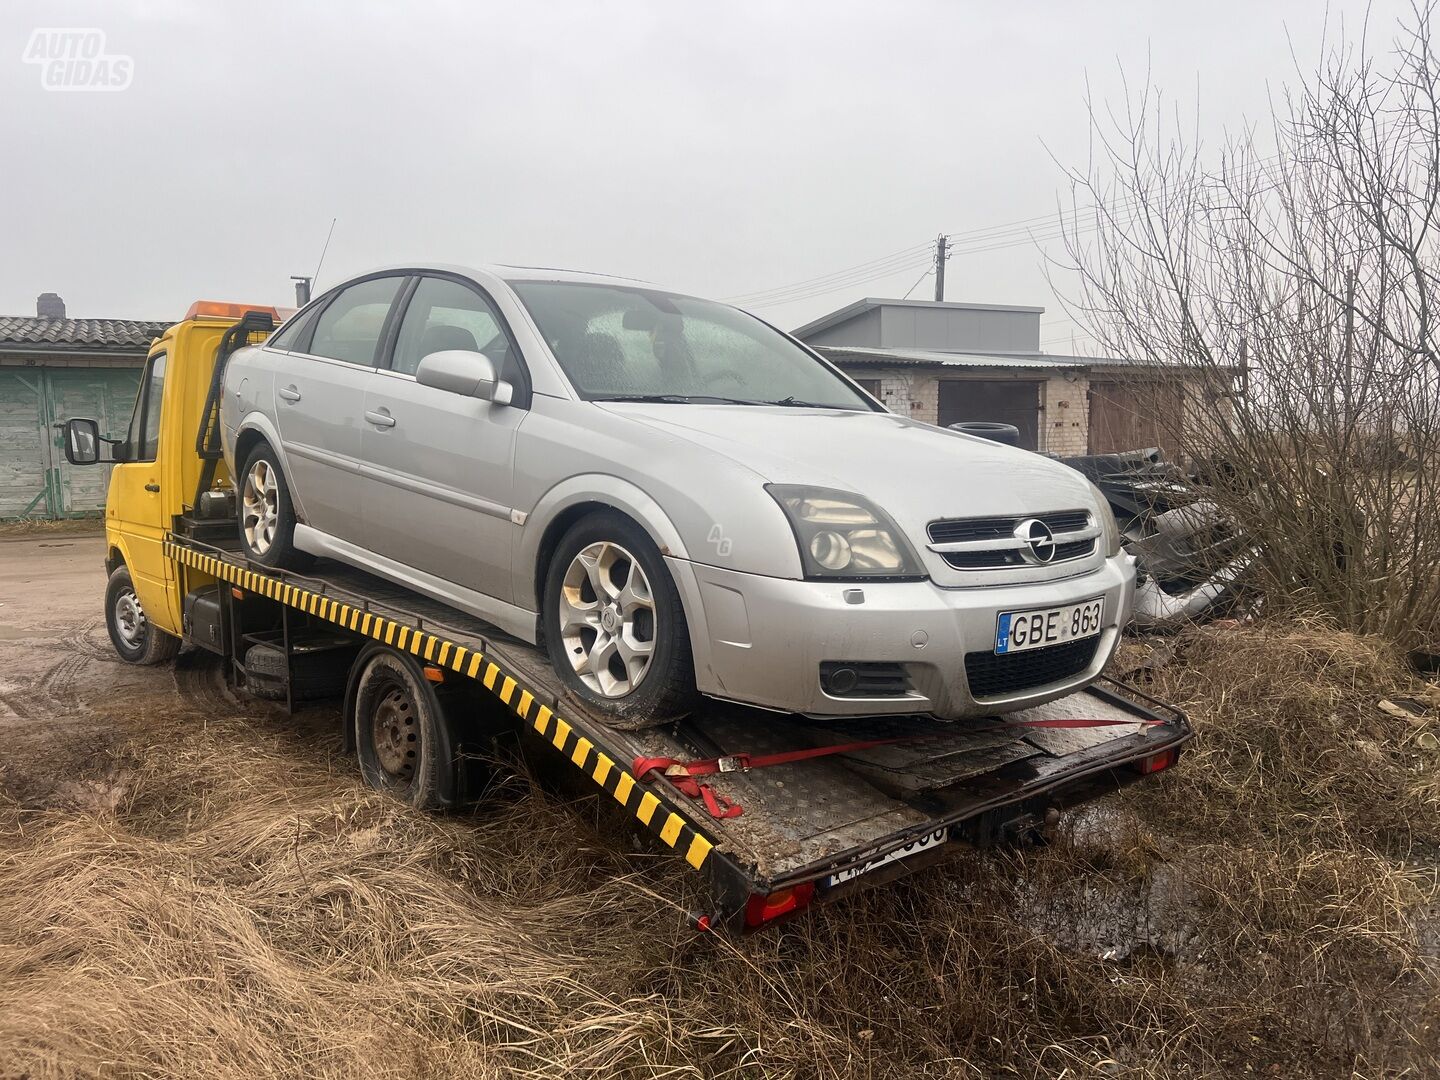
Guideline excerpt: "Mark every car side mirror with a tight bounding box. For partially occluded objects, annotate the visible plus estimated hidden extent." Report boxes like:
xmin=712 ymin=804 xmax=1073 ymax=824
xmin=414 ymin=350 xmax=514 ymax=405
xmin=57 ymin=417 xmax=120 ymax=465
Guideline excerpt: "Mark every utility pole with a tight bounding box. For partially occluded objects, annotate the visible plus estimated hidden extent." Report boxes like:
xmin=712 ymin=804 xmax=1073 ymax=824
xmin=933 ymin=233 xmax=948 ymax=302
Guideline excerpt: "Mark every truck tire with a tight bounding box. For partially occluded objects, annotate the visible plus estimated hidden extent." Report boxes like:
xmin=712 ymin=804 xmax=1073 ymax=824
xmin=105 ymin=565 xmax=181 ymax=666
xmin=242 ymin=641 xmax=353 ymax=702
xmin=541 ymin=511 xmax=698 ymax=729
xmin=351 ymin=646 xmax=460 ymax=810
xmin=238 ymin=442 xmax=314 ymax=571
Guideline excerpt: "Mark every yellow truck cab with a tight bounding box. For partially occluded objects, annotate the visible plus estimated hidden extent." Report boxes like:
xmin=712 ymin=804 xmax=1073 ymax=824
xmin=61 ymin=301 xmax=278 ymax=661
xmin=57 ymin=300 xmax=1190 ymax=934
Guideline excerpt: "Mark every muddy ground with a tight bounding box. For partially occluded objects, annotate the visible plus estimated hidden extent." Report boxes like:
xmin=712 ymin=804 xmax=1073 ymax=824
xmin=0 ymin=535 xmax=1436 ymax=1078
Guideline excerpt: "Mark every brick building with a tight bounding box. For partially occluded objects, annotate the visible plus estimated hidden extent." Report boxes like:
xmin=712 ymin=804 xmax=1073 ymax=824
xmin=0 ymin=293 xmax=167 ymax=519
xmin=792 ymin=298 xmax=1206 ymax=457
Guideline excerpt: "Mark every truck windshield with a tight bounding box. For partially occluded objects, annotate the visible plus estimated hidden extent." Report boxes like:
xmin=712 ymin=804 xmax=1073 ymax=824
xmin=509 ymin=281 xmax=875 ymax=409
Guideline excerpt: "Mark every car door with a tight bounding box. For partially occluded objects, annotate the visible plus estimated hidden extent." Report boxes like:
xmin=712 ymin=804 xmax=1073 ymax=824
xmin=361 ymin=273 xmax=528 ymax=603
xmin=271 ymin=275 xmax=404 ymax=542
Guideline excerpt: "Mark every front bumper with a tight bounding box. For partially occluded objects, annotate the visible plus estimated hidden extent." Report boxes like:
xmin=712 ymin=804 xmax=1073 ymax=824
xmin=668 ymin=554 xmax=1136 ymax=719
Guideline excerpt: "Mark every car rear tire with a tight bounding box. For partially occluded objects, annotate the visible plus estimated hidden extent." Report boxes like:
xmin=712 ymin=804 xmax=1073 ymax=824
xmin=105 ymin=565 xmax=180 ymax=666
xmin=541 ymin=512 xmax=698 ymax=729
xmin=238 ymin=442 xmax=313 ymax=571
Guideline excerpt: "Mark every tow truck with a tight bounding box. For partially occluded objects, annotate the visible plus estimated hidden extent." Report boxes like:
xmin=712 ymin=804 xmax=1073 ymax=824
xmin=59 ymin=301 xmax=1191 ymax=933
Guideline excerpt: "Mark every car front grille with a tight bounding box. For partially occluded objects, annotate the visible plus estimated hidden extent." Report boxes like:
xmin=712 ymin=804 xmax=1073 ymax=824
xmin=927 ymin=509 xmax=1095 ymax=570
xmin=964 ymin=636 xmax=1101 ymax=698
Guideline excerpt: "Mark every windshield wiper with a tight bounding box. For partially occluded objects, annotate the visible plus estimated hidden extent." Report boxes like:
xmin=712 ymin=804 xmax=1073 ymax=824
xmin=761 ymin=396 xmax=853 ymax=409
xmin=594 ymin=393 xmax=769 ymax=406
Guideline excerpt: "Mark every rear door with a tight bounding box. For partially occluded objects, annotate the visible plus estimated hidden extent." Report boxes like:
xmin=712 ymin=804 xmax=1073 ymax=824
xmin=361 ymin=274 xmax=528 ymax=603
xmin=270 ymin=275 xmax=404 ymax=540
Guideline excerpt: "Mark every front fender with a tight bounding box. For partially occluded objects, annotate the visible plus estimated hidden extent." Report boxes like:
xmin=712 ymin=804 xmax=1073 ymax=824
xmin=516 ymin=474 xmax=691 ymax=611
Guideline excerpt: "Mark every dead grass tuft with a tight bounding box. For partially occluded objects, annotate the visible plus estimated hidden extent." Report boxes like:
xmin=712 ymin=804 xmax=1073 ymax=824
xmin=0 ymin=623 xmax=1437 ymax=1078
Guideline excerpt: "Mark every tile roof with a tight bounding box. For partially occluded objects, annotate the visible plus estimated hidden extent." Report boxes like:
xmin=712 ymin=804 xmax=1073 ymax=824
xmin=0 ymin=316 xmax=169 ymax=351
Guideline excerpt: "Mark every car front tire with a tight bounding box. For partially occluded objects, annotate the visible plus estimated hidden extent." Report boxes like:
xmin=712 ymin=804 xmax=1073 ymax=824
xmin=541 ymin=512 xmax=699 ymax=729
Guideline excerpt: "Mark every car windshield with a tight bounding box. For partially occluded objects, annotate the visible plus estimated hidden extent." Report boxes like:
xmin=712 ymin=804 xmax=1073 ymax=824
xmin=509 ymin=280 xmax=875 ymax=409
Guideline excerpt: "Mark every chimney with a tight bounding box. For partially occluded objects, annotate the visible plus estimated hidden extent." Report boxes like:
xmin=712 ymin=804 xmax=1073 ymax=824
xmin=36 ymin=292 xmax=66 ymax=319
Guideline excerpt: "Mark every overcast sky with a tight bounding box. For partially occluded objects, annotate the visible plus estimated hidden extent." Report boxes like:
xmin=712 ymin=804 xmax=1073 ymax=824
xmin=0 ymin=0 xmax=1413 ymax=350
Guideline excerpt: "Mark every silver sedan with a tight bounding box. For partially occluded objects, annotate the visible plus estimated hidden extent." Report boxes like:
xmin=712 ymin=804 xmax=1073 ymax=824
xmin=221 ymin=265 xmax=1132 ymax=726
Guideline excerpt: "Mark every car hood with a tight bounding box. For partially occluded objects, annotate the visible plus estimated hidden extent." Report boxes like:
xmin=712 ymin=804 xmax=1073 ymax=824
xmin=599 ymin=403 xmax=1099 ymax=524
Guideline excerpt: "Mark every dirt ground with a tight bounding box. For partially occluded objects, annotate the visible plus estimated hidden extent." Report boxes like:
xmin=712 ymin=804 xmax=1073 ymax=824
xmin=0 ymin=536 xmax=1436 ymax=1078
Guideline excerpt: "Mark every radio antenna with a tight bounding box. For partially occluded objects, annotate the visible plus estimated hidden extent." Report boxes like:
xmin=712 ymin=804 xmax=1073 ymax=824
xmin=312 ymin=217 xmax=337 ymax=288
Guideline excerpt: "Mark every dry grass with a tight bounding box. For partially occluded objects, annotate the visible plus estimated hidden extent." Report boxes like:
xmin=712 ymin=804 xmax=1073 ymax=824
xmin=1 ymin=624 xmax=1437 ymax=1078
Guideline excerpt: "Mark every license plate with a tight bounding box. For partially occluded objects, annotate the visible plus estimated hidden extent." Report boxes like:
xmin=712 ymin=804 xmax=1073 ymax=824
xmin=824 ymin=827 xmax=948 ymax=887
xmin=995 ymin=597 xmax=1104 ymax=654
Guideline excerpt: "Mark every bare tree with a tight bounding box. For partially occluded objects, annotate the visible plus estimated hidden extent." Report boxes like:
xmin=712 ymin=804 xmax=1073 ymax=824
xmin=1061 ymin=2 xmax=1440 ymax=645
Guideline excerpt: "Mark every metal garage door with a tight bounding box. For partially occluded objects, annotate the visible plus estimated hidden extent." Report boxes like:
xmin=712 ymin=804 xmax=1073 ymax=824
xmin=0 ymin=367 xmax=141 ymax=519
xmin=937 ymin=379 xmax=1042 ymax=450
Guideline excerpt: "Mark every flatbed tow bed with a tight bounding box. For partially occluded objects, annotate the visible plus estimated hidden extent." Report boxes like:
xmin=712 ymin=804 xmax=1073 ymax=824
xmin=65 ymin=303 xmax=1191 ymax=934
xmin=165 ymin=528 xmax=1191 ymax=932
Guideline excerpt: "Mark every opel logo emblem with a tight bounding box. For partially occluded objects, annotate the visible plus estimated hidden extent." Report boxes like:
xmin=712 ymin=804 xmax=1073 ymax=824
xmin=1013 ymin=518 xmax=1056 ymax=564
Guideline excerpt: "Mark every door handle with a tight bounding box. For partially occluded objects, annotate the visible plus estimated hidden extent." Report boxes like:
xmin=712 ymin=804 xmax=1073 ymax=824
xmin=145 ymin=483 xmax=160 ymax=492
xmin=364 ymin=409 xmax=396 ymax=429
xmin=278 ymin=385 xmax=302 ymax=402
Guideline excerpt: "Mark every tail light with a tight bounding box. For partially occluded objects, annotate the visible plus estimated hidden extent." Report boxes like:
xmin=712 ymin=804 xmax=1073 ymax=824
xmin=744 ymin=882 xmax=816 ymax=929
xmin=1133 ymin=748 xmax=1177 ymax=775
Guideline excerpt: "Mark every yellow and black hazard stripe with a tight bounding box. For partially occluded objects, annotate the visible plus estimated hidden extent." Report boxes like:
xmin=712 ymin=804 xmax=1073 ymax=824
xmin=164 ymin=540 xmax=715 ymax=871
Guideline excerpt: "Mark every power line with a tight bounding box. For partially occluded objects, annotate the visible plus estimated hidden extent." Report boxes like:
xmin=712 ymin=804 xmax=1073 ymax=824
xmin=722 ymin=241 xmax=932 ymax=304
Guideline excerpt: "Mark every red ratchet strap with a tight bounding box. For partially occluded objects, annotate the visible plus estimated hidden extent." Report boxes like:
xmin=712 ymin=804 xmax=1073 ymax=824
xmin=633 ymin=715 xmax=1166 ymax=819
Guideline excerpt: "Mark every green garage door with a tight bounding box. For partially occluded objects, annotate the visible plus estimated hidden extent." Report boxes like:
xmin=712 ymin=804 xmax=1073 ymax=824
xmin=0 ymin=367 xmax=141 ymax=519
xmin=0 ymin=371 xmax=46 ymax=518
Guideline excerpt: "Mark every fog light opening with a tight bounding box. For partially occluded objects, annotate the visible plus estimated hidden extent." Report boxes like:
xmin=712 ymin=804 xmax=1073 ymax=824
xmin=824 ymin=665 xmax=859 ymax=694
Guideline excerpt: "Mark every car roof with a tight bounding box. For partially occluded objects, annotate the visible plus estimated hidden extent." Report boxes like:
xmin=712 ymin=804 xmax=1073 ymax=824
xmin=353 ymin=262 xmax=670 ymax=292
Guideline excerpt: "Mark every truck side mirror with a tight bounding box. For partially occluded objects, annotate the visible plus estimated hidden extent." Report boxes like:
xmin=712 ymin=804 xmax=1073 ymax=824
xmin=58 ymin=417 xmax=120 ymax=465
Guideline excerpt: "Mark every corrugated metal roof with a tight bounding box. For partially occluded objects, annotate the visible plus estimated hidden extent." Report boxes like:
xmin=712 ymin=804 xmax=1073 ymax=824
xmin=791 ymin=297 xmax=1047 ymax=339
xmin=817 ymin=345 xmax=1088 ymax=370
xmin=0 ymin=316 xmax=168 ymax=351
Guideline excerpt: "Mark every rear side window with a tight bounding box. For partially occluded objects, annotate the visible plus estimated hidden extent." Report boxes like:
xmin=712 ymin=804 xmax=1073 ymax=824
xmin=307 ymin=277 xmax=403 ymax=365
xmin=267 ymin=304 xmax=320 ymax=351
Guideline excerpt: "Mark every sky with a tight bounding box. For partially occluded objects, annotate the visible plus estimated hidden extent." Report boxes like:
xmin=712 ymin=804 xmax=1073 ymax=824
xmin=0 ymin=0 xmax=1416 ymax=352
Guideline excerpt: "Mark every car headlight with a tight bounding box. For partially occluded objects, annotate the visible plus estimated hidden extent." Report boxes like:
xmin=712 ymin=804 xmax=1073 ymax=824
xmin=766 ymin=485 xmax=926 ymax=580
xmin=1089 ymin=482 xmax=1123 ymax=558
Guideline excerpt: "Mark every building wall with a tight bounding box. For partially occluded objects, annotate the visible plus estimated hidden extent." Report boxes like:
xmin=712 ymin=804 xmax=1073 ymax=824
xmin=879 ymin=305 xmax=1041 ymax=353
xmin=1042 ymin=373 xmax=1089 ymax=456
xmin=0 ymin=355 xmax=142 ymax=518
xmin=800 ymin=308 xmax=884 ymax=349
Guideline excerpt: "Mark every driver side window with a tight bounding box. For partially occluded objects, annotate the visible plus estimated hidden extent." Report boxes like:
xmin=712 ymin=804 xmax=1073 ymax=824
xmin=391 ymin=277 xmax=516 ymax=380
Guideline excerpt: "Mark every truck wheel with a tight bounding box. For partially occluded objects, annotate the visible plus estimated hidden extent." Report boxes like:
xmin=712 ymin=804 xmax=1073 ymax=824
xmin=541 ymin=511 xmax=698 ymax=729
xmin=239 ymin=442 xmax=313 ymax=571
xmin=351 ymin=647 xmax=459 ymax=810
xmin=104 ymin=565 xmax=180 ymax=666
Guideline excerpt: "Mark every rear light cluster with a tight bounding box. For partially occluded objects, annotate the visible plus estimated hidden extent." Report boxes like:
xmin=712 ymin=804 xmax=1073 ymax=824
xmin=1132 ymin=748 xmax=1177 ymax=775
xmin=743 ymin=882 xmax=815 ymax=929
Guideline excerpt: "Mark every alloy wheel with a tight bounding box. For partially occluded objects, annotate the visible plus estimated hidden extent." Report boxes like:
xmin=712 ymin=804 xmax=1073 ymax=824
xmin=557 ymin=541 xmax=657 ymax=697
xmin=242 ymin=458 xmax=279 ymax=555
